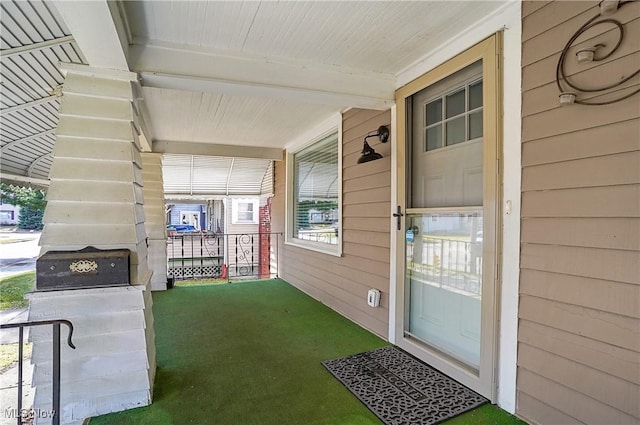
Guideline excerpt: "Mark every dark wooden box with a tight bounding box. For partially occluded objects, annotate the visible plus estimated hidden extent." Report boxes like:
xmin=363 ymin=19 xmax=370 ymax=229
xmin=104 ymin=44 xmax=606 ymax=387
xmin=36 ymin=246 xmax=130 ymax=291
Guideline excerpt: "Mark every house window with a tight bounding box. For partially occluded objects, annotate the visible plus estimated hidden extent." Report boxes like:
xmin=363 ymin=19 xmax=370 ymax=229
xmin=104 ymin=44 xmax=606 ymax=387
xmin=179 ymin=211 xmax=201 ymax=230
xmin=424 ymin=79 xmax=483 ymax=151
xmin=237 ymin=202 xmax=254 ymax=222
xmin=231 ymin=198 xmax=259 ymax=224
xmin=287 ymin=130 xmax=341 ymax=254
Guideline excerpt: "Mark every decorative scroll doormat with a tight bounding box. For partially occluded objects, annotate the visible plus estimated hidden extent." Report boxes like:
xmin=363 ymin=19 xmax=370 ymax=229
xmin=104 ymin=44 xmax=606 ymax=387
xmin=322 ymin=346 xmax=488 ymax=425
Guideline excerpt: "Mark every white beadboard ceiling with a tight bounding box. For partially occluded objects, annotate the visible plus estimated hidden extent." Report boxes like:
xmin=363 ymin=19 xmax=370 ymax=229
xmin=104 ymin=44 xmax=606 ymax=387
xmin=125 ymin=0 xmax=506 ymax=152
xmin=1 ymin=0 xmax=510 ymax=195
xmin=142 ymin=87 xmax=337 ymax=147
xmin=126 ymin=1 xmax=500 ymax=75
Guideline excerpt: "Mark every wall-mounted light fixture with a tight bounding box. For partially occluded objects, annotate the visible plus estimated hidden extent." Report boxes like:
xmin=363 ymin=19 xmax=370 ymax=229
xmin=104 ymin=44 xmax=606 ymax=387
xmin=357 ymin=125 xmax=390 ymax=164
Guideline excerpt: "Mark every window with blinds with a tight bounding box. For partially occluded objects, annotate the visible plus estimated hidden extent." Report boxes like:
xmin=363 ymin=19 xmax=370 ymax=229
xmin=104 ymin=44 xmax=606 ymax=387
xmin=292 ymin=131 xmax=340 ymax=247
xmin=232 ymin=198 xmax=259 ymax=224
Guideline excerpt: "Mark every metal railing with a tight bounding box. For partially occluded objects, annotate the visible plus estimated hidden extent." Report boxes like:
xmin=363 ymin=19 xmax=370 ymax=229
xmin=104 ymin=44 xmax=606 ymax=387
xmin=167 ymin=232 xmax=282 ymax=281
xmin=407 ymin=235 xmax=483 ymax=295
xmin=0 ymin=319 xmax=75 ymax=425
xmin=296 ymin=229 xmax=338 ymax=245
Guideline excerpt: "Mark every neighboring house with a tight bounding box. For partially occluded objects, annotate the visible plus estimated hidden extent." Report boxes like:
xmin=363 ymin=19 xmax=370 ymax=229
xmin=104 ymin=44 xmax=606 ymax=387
xmin=166 ymin=203 xmax=208 ymax=230
xmin=166 ymin=198 xmax=266 ymax=279
xmin=2 ymin=1 xmax=637 ymax=424
xmin=226 ymin=197 xmax=260 ymax=234
xmin=0 ymin=200 xmax=19 ymax=225
xmin=165 ymin=198 xmax=260 ymax=234
xmin=225 ymin=197 xmax=264 ymax=278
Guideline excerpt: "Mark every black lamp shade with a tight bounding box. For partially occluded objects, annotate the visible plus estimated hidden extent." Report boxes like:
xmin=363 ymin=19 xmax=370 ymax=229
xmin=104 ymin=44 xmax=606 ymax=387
xmin=357 ymin=125 xmax=389 ymax=164
xmin=357 ymin=141 xmax=383 ymax=164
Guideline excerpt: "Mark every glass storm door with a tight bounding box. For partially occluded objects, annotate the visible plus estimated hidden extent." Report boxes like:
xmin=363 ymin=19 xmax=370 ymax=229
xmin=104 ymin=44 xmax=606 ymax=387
xmin=406 ymin=61 xmax=484 ymax=368
xmin=394 ymin=35 xmax=501 ymax=399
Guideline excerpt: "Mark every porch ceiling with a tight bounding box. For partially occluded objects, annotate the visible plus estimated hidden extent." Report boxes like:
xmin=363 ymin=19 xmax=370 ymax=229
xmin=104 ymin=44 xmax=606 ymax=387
xmin=125 ymin=0 xmax=506 ymax=150
xmin=0 ymin=0 xmax=87 ymax=187
xmin=0 ymin=0 xmax=509 ymax=188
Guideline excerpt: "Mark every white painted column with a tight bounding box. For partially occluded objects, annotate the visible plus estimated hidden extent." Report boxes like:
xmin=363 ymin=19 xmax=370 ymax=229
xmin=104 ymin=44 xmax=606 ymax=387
xmin=142 ymin=153 xmax=168 ymax=290
xmin=28 ymin=64 xmax=156 ymax=425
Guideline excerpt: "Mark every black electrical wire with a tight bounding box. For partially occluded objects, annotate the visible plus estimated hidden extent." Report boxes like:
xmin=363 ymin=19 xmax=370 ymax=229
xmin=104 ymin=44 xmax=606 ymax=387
xmin=555 ymin=0 xmax=640 ymax=105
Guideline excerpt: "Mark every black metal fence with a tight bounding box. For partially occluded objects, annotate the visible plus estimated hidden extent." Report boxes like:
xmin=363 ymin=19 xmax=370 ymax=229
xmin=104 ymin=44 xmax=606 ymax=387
xmin=0 ymin=320 xmax=75 ymax=425
xmin=167 ymin=232 xmax=282 ymax=281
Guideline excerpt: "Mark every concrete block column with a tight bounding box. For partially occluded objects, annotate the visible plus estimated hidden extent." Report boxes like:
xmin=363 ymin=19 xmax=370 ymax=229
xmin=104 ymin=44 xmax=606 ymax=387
xmin=141 ymin=153 xmax=168 ymax=290
xmin=29 ymin=64 xmax=155 ymax=424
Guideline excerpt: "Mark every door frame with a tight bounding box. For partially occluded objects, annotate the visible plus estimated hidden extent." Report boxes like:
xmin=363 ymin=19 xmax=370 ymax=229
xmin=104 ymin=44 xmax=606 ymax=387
xmin=391 ymin=33 xmax=503 ymax=400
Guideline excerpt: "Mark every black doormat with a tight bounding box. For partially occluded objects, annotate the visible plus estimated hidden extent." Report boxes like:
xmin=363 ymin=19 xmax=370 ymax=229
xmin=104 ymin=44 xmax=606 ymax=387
xmin=322 ymin=346 xmax=488 ymax=425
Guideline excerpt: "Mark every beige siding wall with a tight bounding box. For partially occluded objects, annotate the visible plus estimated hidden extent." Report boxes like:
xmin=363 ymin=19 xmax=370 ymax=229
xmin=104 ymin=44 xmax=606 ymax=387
xmin=272 ymin=108 xmax=391 ymax=338
xmin=519 ymin=2 xmax=640 ymax=424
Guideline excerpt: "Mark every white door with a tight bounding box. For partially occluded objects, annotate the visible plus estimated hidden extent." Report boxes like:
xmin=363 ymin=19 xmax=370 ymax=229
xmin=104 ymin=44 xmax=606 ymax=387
xmin=394 ymin=35 xmax=501 ymax=399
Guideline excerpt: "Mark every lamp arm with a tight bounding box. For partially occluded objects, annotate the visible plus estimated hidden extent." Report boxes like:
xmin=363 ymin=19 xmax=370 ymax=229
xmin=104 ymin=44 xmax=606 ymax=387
xmin=364 ymin=125 xmax=389 ymax=144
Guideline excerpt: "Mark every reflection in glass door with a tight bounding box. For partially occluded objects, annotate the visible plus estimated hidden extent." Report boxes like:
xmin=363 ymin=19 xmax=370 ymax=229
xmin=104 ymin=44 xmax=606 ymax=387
xmin=405 ymin=209 xmax=483 ymax=369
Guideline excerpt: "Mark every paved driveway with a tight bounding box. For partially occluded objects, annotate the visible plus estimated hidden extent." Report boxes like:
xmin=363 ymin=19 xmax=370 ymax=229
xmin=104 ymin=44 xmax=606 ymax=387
xmin=0 ymin=229 xmax=40 ymax=279
xmin=0 ymin=229 xmax=39 ymax=423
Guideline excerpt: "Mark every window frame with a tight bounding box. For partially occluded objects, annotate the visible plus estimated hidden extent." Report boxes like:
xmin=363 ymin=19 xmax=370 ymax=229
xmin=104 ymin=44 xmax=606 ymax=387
xmin=0 ymin=211 xmax=14 ymax=221
xmin=285 ymin=118 xmax=343 ymax=257
xmin=179 ymin=211 xmax=201 ymax=230
xmin=231 ymin=198 xmax=259 ymax=225
xmin=423 ymin=76 xmax=484 ymax=152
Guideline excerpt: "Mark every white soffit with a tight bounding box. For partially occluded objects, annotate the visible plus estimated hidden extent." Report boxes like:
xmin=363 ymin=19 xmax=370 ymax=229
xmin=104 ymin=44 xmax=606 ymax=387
xmin=162 ymin=154 xmax=272 ymax=196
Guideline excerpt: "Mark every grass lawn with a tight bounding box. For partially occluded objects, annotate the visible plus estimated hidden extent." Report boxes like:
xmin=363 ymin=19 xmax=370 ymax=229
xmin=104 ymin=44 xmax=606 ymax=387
xmin=0 ymin=271 xmax=35 ymax=310
xmin=90 ymin=279 xmax=525 ymax=425
xmin=0 ymin=343 xmax=32 ymax=373
xmin=0 ymin=238 xmax=32 ymax=245
xmin=174 ymin=278 xmax=228 ymax=287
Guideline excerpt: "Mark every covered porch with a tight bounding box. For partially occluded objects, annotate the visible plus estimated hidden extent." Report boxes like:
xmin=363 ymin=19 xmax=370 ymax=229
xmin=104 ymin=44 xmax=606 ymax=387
xmin=88 ymin=279 xmax=521 ymax=425
xmin=1 ymin=1 xmax=638 ymax=424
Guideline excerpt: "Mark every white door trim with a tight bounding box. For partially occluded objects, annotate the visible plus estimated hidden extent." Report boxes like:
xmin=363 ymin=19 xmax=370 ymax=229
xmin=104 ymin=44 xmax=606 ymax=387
xmin=388 ymin=104 xmax=399 ymax=344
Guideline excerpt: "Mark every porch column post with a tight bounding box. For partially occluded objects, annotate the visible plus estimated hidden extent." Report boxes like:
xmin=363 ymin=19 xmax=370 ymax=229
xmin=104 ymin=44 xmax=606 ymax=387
xmin=142 ymin=153 xmax=168 ymax=290
xmin=27 ymin=64 xmax=156 ymax=424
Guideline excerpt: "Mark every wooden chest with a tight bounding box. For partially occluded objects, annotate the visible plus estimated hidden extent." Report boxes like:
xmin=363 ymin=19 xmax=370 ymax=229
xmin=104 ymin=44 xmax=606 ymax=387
xmin=36 ymin=246 xmax=130 ymax=291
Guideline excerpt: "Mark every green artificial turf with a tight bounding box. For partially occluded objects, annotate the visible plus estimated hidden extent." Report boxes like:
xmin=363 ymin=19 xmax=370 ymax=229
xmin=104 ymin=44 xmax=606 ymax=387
xmin=0 ymin=271 xmax=35 ymax=310
xmin=90 ymin=279 xmax=525 ymax=425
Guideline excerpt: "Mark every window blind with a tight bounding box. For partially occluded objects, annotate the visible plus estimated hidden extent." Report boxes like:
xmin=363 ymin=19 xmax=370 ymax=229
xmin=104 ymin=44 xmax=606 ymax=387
xmin=293 ymin=132 xmax=339 ymax=245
